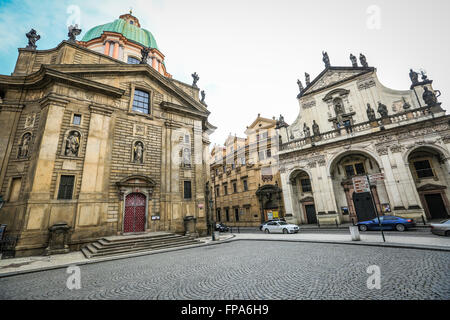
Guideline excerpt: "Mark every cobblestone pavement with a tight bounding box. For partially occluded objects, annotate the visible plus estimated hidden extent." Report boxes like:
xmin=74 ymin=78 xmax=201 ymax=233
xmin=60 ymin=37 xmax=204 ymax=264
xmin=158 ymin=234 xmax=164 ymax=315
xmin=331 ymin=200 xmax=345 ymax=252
xmin=0 ymin=241 xmax=449 ymax=300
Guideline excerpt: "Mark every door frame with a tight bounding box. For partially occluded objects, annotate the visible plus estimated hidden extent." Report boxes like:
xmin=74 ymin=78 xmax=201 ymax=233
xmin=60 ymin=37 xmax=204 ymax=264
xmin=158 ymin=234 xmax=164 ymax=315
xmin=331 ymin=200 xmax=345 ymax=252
xmin=419 ymin=189 xmax=449 ymax=219
xmin=302 ymin=201 xmax=317 ymax=224
xmin=122 ymin=191 xmax=149 ymax=234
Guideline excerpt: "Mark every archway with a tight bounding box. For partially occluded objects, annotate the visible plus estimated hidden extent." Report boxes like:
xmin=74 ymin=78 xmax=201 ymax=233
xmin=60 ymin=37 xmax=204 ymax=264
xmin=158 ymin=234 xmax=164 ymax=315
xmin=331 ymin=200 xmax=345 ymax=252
xmin=330 ymin=151 xmax=389 ymax=223
xmin=408 ymin=146 xmax=450 ymax=220
xmin=289 ymin=169 xmax=316 ymax=224
xmin=256 ymin=184 xmax=283 ymax=223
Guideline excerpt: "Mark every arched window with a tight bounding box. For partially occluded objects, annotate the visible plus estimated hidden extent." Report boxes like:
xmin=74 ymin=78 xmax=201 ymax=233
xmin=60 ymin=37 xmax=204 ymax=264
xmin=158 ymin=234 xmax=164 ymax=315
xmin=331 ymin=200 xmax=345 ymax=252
xmin=127 ymin=56 xmax=140 ymax=64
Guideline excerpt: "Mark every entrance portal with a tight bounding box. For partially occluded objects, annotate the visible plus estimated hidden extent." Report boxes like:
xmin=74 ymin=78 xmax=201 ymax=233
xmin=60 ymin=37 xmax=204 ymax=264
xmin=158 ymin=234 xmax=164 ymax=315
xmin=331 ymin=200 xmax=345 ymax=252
xmin=424 ymin=194 xmax=449 ymax=219
xmin=124 ymin=193 xmax=146 ymax=233
xmin=353 ymin=192 xmax=376 ymax=222
xmin=305 ymin=204 xmax=317 ymax=224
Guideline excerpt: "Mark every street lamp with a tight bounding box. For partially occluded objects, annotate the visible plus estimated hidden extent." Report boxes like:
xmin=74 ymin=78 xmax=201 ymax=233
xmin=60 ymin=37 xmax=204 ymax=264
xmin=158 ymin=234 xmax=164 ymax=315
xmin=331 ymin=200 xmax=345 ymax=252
xmin=209 ymin=198 xmax=215 ymax=240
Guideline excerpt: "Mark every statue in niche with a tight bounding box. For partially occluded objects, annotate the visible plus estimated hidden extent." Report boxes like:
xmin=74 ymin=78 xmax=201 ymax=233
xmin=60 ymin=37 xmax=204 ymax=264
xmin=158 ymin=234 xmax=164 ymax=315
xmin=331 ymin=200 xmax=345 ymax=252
xmin=409 ymin=69 xmax=419 ymax=85
xmin=26 ymin=29 xmax=40 ymax=49
xmin=183 ymin=147 xmax=191 ymax=166
xmin=18 ymin=133 xmax=32 ymax=158
xmin=333 ymin=98 xmax=344 ymax=115
xmin=350 ymin=54 xmax=358 ymax=67
xmin=303 ymin=123 xmax=311 ymax=138
xmin=359 ymin=54 xmax=368 ymax=67
xmin=377 ymin=102 xmax=389 ymax=118
xmin=133 ymin=141 xmax=144 ymax=163
xmin=312 ymin=120 xmax=320 ymax=136
xmin=422 ymin=86 xmax=438 ymax=107
xmin=305 ymin=73 xmax=311 ymax=86
xmin=366 ymin=103 xmax=376 ymax=121
xmin=140 ymin=47 xmax=150 ymax=64
xmin=297 ymin=79 xmax=304 ymax=93
xmin=64 ymin=131 xmax=80 ymax=157
xmin=322 ymin=51 xmax=330 ymax=68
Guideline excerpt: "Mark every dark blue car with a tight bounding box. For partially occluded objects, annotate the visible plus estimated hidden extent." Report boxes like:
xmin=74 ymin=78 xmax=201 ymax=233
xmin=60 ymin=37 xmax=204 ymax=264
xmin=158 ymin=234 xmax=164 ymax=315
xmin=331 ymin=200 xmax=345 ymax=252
xmin=357 ymin=216 xmax=415 ymax=232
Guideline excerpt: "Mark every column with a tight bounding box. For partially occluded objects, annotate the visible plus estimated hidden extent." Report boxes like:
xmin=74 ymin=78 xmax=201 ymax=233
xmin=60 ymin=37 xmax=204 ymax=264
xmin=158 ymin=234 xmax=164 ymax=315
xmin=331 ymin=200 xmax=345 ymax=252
xmin=104 ymin=42 xmax=111 ymax=56
xmin=152 ymin=57 xmax=157 ymax=70
xmin=379 ymin=153 xmax=405 ymax=208
xmin=112 ymin=42 xmax=119 ymax=60
xmin=392 ymin=151 xmax=421 ymax=207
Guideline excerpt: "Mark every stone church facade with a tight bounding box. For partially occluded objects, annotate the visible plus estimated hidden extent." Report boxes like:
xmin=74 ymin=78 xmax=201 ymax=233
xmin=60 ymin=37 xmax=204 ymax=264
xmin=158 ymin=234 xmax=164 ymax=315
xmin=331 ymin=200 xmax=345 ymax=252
xmin=0 ymin=13 xmax=215 ymax=256
xmin=279 ymin=53 xmax=450 ymax=226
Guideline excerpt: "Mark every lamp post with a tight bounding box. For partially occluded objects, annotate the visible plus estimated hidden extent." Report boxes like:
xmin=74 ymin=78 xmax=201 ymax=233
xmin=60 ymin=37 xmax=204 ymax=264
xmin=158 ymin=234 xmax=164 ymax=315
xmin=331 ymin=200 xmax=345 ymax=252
xmin=209 ymin=198 xmax=215 ymax=240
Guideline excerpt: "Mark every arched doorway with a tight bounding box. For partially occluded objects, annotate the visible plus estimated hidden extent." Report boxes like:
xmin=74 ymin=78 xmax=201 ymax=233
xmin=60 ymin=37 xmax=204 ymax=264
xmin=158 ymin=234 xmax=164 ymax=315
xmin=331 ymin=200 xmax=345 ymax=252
xmin=408 ymin=146 xmax=450 ymax=220
xmin=330 ymin=151 xmax=388 ymax=223
xmin=256 ymin=184 xmax=283 ymax=223
xmin=124 ymin=193 xmax=147 ymax=233
xmin=289 ymin=169 xmax=316 ymax=224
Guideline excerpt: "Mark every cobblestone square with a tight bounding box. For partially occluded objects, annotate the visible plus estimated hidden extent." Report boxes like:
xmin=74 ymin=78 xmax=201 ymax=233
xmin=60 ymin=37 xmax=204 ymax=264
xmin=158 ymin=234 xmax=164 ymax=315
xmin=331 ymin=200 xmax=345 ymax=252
xmin=0 ymin=241 xmax=449 ymax=300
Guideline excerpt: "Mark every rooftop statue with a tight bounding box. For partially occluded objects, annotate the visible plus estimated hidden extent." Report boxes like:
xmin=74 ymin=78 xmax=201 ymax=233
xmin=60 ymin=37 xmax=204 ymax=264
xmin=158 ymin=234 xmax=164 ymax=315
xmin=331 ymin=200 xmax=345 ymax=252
xmin=297 ymin=79 xmax=304 ymax=93
xmin=366 ymin=103 xmax=376 ymax=121
xmin=201 ymin=90 xmax=206 ymax=103
xmin=359 ymin=53 xmax=368 ymax=68
xmin=422 ymin=86 xmax=438 ymax=107
xmin=305 ymin=73 xmax=311 ymax=86
xmin=377 ymin=102 xmax=388 ymax=118
xmin=409 ymin=69 xmax=419 ymax=85
xmin=68 ymin=24 xmax=82 ymax=43
xmin=312 ymin=120 xmax=320 ymax=136
xmin=140 ymin=47 xmax=150 ymax=64
xmin=303 ymin=123 xmax=311 ymax=138
xmin=26 ymin=29 xmax=40 ymax=50
xmin=192 ymin=72 xmax=200 ymax=87
xmin=350 ymin=54 xmax=358 ymax=67
xmin=322 ymin=51 xmax=330 ymax=68
xmin=421 ymin=71 xmax=428 ymax=82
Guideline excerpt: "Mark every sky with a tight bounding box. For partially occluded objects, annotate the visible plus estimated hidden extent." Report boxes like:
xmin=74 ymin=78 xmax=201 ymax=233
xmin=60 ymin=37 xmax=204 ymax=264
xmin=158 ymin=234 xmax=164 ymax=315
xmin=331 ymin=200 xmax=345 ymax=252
xmin=1 ymin=0 xmax=449 ymax=147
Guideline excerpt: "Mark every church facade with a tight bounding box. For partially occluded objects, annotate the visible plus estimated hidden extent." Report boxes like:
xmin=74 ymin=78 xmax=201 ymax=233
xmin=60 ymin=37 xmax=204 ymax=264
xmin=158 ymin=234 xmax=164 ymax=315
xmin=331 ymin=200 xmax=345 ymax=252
xmin=279 ymin=53 xmax=450 ymax=226
xmin=0 ymin=13 xmax=215 ymax=256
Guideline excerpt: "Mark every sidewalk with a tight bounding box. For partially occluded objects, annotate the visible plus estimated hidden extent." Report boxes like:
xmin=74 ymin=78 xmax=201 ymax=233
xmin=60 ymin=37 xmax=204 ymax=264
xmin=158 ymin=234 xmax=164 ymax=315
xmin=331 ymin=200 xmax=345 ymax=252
xmin=0 ymin=231 xmax=448 ymax=277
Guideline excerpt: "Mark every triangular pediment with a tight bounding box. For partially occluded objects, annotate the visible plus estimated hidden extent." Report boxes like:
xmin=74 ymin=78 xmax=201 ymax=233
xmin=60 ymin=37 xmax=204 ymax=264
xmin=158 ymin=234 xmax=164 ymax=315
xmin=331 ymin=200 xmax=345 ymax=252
xmin=417 ymin=184 xmax=447 ymax=192
xmin=301 ymin=67 xmax=374 ymax=97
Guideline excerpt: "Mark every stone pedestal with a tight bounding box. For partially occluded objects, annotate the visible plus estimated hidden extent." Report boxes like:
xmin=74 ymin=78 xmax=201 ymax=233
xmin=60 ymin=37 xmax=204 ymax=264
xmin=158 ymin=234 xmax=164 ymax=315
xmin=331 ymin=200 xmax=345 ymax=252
xmin=430 ymin=103 xmax=444 ymax=114
xmin=381 ymin=117 xmax=392 ymax=125
xmin=44 ymin=223 xmax=71 ymax=256
xmin=369 ymin=120 xmax=379 ymax=128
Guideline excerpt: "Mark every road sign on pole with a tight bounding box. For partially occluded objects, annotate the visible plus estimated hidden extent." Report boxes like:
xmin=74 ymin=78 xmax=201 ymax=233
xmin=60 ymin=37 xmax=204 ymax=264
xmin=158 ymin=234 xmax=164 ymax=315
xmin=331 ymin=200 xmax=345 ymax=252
xmin=352 ymin=176 xmax=370 ymax=193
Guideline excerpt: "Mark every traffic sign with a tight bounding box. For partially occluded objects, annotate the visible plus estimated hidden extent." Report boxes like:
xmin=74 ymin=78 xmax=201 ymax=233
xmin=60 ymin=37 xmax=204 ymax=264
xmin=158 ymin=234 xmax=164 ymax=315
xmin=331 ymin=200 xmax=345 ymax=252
xmin=368 ymin=173 xmax=385 ymax=183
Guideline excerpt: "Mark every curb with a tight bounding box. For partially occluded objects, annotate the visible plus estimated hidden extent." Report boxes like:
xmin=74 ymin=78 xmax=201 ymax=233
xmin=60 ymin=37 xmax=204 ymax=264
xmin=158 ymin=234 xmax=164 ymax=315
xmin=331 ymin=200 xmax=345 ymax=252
xmin=0 ymin=235 xmax=237 ymax=279
xmin=1 ymin=234 xmax=447 ymax=278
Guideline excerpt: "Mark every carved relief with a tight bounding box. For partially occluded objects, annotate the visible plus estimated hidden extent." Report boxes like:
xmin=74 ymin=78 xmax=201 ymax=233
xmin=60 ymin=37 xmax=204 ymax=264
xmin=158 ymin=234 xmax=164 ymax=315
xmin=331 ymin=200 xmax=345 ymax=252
xmin=133 ymin=124 xmax=146 ymax=136
xmin=302 ymin=98 xmax=316 ymax=109
xmin=24 ymin=113 xmax=36 ymax=129
xmin=357 ymin=78 xmax=376 ymax=90
xmin=390 ymin=145 xmax=404 ymax=153
xmin=376 ymin=146 xmax=389 ymax=156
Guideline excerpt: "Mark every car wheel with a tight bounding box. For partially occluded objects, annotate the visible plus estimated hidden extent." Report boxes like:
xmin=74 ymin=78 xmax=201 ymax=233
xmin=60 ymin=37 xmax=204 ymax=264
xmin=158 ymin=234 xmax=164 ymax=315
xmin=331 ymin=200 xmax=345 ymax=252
xmin=359 ymin=225 xmax=368 ymax=232
xmin=395 ymin=224 xmax=406 ymax=232
xmin=264 ymin=229 xmax=270 ymax=234
xmin=282 ymin=229 xmax=288 ymax=234
xmin=445 ymin=230 xmax=450 ymax=237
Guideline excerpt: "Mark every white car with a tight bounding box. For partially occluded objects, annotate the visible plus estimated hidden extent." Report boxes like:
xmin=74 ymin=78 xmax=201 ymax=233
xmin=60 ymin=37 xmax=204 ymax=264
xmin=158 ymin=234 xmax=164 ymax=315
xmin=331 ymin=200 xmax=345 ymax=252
xmin=262 ymin=221 xmax=299 ymax=234
xmin=430 ymin=219 xmax=450 ymax=236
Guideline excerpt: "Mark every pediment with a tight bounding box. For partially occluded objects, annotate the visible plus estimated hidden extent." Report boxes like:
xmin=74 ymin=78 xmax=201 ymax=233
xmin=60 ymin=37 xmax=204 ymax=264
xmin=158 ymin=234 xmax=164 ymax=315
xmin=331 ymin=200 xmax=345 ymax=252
xmin=301 ymin=67 xmax=374 ymax=97
xmin=417 ymin=184 xmax=447 ymax=192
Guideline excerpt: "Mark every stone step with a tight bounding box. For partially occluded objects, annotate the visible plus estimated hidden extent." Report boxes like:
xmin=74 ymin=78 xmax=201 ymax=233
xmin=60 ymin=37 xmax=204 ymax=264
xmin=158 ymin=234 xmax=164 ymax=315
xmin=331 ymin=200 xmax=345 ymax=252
xmin=82 ymin=239 xmax=201 ymax=258
xmin=81 ymin=233 xmax=202 ymax=259
xmin=88 ymin=238 xmax=199 ymax=254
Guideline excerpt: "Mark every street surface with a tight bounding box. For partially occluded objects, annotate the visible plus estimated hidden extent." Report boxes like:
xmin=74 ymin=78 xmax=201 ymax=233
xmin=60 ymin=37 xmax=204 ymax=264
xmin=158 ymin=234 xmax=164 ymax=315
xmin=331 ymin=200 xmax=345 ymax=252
xmin=1 ymin=241 xmax=449 ymax=300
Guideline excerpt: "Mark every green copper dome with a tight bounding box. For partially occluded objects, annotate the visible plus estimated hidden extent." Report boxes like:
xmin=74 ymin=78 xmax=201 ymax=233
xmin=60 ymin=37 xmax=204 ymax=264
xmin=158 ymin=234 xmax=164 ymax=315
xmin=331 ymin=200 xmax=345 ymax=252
xmin=81 ymin=18 xmax=159 ymax=50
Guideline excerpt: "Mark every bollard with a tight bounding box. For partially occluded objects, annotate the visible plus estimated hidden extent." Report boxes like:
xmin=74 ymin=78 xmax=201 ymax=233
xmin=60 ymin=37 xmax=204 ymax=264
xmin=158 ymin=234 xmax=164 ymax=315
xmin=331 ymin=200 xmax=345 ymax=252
xmin=349 ymin=225 xmax=361 ymax=241
xmin=238 ymin=226 xmax=240 ymax=234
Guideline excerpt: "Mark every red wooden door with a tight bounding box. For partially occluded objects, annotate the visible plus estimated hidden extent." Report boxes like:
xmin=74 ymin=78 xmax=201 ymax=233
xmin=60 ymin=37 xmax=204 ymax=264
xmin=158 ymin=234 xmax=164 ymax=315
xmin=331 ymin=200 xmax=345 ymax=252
xmin=124 ymin=193 xmax=146 ymax=233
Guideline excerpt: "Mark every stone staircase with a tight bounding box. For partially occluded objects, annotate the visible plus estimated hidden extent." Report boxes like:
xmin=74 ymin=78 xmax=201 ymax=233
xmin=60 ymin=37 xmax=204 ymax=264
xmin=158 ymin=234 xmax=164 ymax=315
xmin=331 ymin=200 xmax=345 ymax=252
xmin=81 ymin=232 xmax=202 ymax=259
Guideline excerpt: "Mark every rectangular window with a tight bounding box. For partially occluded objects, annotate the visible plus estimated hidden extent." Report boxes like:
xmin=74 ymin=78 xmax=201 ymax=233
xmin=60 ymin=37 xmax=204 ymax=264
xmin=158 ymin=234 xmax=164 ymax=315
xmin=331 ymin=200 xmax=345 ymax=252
xmin=216 ymin=209 xmax=221 ymax=222
xmin=243 ymin=179 xmax=248 ymax=191
xmin=72 ymin=114 xmax=81 ymax=125
xmin=233 ymin=182 xmax=237 ymax=193
xmin=132 ymin=89 xmax=150 ymax=114
xmin=215 ymin=186 xmax=220 ymax=197
xmin=258 ymin=151 xmax=265 ymax=161
xmin=184 ymin=181 xmax=192 ymax=199
xmin=224 ymin=185 xmax=228 ymax=195
xmin=345 ymin=165 xmax=355 ymax=178
xmin=225 ymin=208 xmax=230 ymax=222
xmin=57 ymin=175 xmax=75 ymax=200
xmin=235 ymin=208 xmax=240 ymax=222
xmin=185 ymin=135 xmax=190 ymax=143
xmin=300 ymin=179 xmax=312 ymax=193
xmin=414 ymin=160 xmax=434 ymax=178
xmin=355 ymin=163 xmax=365 ymax=175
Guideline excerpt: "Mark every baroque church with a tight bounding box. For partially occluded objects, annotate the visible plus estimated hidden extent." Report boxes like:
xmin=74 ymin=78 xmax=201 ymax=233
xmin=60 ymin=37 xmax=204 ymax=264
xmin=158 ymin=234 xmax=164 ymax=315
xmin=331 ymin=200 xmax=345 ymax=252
xmin=279 ymin=53 xmax=450 ymax=226
xmin=0 ymin=13 xmax=215 ymax=256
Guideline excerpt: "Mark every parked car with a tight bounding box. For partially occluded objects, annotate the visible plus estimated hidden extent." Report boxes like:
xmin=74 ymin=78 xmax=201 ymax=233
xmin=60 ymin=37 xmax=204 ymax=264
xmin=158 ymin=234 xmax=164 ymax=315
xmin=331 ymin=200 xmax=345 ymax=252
xmin=262 ymin=221 xmax=299 ymax=234
xmin=259 ymin=218 xmax=286 ymax=231
xmin=357 ymin=216 xmax=415 ymax=232
xmin=430 ymin=219 xmax=450 ymax=236
xmin=215 ymin=223 xmax=229 ymax=232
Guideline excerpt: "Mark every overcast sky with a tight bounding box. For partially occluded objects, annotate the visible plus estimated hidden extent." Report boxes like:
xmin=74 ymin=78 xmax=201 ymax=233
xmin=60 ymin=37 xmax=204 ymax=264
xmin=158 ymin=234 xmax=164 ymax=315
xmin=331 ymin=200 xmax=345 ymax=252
xmin=1 ymin=0 xmax=449 ymax=146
